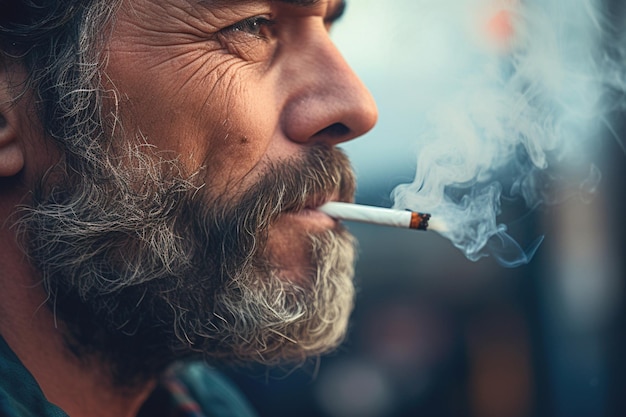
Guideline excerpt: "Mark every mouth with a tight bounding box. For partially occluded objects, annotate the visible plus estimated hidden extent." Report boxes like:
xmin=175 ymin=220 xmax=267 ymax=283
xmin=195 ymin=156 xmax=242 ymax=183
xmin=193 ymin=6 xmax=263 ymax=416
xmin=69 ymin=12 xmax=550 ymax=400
xmin=282 ymin=195 xmax=342 ymax=230
xmin=297 ymin=207 xmax=337 ymax=226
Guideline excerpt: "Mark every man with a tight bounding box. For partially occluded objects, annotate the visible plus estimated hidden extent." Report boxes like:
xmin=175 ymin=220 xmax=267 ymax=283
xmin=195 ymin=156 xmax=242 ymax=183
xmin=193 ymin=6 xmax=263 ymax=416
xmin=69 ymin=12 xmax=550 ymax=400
xmin=0 ymin=0 xmax=377 ymax=416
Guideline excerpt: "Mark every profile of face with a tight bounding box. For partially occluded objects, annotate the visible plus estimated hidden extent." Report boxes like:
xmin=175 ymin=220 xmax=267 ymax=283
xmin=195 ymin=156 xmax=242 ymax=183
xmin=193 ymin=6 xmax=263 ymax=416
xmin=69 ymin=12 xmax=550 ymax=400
xmin=13 ymin=0 xmax=377 ymax=383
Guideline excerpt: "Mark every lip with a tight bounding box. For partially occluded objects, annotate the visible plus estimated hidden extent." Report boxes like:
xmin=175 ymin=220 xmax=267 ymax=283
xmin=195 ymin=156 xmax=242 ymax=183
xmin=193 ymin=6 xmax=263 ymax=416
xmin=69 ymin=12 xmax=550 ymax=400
xmin=287 ymin=206 xmax=337 ymax=229
xmin=304 ymin=193 xmax=338 ymax=210
xmin=281 ymin=195 xmax=340 ymax=230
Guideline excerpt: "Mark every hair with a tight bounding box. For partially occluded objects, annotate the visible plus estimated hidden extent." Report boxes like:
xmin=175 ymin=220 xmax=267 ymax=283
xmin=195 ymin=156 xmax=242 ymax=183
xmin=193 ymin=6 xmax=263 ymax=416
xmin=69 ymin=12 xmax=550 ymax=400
xmin=0 ymin=0 xmax=120 ymax=172
xmin=2 ymin=1 xmax=358 ymax=385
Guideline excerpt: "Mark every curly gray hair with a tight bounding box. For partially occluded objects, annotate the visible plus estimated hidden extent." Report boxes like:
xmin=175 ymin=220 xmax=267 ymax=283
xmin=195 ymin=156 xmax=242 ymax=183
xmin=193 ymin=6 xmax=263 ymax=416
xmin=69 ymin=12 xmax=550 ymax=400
xmin=0 ymin=0 xmax=119 ymax=167
xmin=2 ymin=1 xmax=357 ymax=386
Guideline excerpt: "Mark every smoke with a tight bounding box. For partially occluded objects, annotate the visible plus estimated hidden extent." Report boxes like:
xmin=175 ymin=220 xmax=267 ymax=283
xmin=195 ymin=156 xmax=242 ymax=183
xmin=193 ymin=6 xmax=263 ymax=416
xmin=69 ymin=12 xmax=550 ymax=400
xmin=390 ymin=0 xmax=624 ymax=266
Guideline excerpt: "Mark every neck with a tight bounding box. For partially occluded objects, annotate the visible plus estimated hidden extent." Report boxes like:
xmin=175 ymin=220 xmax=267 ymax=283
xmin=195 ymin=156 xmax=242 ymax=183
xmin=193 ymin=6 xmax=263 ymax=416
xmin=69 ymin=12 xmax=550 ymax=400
xmin=0 ymin=229 xmax=155 ymax=417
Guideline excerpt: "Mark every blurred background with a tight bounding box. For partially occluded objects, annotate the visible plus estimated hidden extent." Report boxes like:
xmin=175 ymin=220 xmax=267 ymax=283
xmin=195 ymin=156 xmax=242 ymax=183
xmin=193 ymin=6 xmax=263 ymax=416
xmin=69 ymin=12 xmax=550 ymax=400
xmin=224 ymin=1 xmax=626 ymax=416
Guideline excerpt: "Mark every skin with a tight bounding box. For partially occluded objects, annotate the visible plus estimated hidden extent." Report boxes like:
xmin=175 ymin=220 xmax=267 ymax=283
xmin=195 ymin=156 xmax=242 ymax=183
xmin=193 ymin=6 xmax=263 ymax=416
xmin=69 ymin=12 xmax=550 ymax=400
xmin=104 ymin=0 xmax=377 ymax=280
xmin=0 ymin=0 xmax=377 ymax=416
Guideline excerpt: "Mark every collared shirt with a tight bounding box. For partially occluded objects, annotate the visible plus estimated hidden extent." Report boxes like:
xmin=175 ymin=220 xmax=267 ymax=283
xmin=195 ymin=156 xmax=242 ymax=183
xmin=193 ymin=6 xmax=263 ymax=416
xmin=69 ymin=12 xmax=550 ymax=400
xmin=0 ymin=336 xmax=258 ymax=417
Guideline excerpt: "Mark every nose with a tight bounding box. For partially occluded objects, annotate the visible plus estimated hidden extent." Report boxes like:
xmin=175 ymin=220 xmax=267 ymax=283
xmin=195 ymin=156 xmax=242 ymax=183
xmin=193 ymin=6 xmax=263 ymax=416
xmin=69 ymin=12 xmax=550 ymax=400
xmin=280 ymin=27 xmax=378 ymax=146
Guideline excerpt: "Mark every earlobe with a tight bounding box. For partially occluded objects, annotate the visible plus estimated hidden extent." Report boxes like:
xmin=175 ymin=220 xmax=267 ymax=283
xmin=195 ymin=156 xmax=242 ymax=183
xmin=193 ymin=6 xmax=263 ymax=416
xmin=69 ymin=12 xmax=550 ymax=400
xmin=0 ymin=60 xmax=26 ymax=178
xmin=0 ymin=109 xmax=25 ymax=177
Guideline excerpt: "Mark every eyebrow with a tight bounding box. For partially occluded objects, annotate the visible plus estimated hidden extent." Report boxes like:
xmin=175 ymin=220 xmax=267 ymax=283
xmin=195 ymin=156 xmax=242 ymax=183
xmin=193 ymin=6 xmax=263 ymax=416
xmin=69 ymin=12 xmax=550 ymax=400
xmin=276 ymin=0 xmax=348 ymax=22
xmin=276 ymin=0 xmax=320 ymax=5
xmin=196 ymin=0 xmax=347 ymax=21
xmin=199 ymin=0 xmax=320 ymax=6
xmin=199 ymin=0 xmax=341 ymax=9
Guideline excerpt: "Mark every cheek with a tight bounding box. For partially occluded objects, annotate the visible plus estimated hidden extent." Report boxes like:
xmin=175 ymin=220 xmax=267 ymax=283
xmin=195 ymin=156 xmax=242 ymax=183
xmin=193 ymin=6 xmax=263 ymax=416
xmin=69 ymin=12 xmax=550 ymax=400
xmin=104 ymin=45 xmax=279 ymax=191
xmin=200 ymin=67 xmax=279 ymax=191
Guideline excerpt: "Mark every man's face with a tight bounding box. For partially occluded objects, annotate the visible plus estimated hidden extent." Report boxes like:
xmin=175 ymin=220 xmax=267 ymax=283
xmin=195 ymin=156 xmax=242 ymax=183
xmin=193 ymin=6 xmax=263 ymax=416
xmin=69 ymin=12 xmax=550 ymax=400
xmin=20 ymin=0 xmax=376 ymax=382
xmin=103 ymin=0 xmax=377 ymax=280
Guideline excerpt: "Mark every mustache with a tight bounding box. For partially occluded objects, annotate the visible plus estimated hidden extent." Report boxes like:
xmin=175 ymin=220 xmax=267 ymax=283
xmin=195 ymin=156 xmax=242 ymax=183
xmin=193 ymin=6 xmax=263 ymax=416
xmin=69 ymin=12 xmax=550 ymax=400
xmin=230 ymin=145 xmax=355 ymax=220
xmin=189 ymin=145 xmax=356 ymax=273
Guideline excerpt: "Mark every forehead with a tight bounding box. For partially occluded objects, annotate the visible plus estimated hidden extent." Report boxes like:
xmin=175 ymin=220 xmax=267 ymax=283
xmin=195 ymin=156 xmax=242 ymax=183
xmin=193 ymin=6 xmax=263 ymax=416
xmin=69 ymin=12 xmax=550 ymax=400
xmin=146 ymin=0 xmax=343 ymax=18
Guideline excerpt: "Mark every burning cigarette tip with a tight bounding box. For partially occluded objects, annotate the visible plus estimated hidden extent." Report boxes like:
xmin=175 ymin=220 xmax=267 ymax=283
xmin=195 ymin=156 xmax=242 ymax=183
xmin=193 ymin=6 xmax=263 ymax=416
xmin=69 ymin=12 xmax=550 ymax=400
xmin=410 ymin=212 xmax=431 ymax=231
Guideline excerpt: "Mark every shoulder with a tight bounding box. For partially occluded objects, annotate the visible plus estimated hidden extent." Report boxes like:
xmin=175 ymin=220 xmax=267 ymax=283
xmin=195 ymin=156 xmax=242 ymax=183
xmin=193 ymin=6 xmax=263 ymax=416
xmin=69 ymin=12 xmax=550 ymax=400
xmin=164 ymin=362 xmax=259 ymax=417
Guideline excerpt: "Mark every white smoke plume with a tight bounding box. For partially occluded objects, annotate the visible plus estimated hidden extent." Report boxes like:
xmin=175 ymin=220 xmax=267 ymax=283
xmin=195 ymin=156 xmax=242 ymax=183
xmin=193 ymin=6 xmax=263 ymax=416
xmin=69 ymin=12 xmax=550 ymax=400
xmin=390 ymin=0 xmax=624 ymax=266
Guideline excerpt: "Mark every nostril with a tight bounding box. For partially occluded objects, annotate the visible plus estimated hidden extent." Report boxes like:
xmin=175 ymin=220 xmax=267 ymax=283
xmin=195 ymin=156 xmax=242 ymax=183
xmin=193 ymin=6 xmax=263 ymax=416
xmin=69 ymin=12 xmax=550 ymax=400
xmin=313 ymin=123 xmax=350 ymax=140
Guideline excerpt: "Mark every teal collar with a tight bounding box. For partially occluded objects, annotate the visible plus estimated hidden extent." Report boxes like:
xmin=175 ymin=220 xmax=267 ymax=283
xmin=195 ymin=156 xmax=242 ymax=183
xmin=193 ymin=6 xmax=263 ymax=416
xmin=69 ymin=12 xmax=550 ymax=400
xmin=0 ymin=335 xmax=69 ymax=417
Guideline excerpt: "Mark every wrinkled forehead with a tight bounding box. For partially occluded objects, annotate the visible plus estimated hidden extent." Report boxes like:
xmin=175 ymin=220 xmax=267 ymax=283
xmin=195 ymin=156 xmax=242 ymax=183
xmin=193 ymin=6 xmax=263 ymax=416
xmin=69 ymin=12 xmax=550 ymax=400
xmin=109 ymin=0 xmax=345 ymax=27
xmin=140 ymin=0 xmax=345 ymax=16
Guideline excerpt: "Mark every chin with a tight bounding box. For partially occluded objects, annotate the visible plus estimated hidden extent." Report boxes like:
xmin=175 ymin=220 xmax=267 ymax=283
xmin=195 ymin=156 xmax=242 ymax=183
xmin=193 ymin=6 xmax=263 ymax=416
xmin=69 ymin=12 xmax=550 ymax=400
xmin=263 ymin=211 xmax=341 ymax=283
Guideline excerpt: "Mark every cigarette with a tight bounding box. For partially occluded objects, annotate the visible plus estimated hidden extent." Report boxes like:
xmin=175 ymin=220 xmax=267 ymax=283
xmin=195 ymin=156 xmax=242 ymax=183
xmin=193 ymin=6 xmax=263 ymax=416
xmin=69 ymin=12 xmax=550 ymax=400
xmin=318 ymin=202 xmax=436 ymax=231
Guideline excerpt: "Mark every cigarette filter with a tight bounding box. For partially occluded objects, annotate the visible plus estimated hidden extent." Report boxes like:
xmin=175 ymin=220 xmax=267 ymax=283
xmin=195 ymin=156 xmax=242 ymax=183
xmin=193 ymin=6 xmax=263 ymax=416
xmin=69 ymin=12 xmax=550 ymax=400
xmin=318 ymin=202 xmax=431 ymax=231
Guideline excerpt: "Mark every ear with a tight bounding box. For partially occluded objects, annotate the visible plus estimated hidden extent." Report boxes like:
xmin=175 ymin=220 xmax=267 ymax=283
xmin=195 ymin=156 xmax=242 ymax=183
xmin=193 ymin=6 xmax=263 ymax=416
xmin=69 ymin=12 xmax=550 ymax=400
xmin=0 ymin=71 xmax=25 ymax=177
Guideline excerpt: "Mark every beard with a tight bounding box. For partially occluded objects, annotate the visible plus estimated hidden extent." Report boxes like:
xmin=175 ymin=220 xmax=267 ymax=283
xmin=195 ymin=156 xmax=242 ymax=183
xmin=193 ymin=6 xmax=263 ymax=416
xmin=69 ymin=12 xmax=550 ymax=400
xmin=17 ymin=144 xmax=357 ymax=385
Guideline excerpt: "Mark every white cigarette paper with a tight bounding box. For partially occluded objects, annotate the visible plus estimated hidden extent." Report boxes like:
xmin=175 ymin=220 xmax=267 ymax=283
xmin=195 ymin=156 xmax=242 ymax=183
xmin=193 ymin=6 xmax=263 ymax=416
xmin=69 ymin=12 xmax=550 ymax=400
xmin=318 ymin=202 xmax=434 ymax=231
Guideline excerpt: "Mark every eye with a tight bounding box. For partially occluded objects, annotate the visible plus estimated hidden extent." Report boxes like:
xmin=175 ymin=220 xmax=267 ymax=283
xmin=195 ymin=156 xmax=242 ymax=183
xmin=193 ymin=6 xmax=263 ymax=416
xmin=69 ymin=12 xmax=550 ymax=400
xmin=223 ymin=16 xmax=275 ymax=38
xmin=217 ymin=15 xmax=277 ymax=62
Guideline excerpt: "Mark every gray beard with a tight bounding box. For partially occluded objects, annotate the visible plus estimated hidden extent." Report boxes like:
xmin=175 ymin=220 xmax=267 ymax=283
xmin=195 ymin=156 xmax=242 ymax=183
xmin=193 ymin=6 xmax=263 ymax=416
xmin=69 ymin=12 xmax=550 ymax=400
xmin=16 ymin=144 xmax=356 ymax=385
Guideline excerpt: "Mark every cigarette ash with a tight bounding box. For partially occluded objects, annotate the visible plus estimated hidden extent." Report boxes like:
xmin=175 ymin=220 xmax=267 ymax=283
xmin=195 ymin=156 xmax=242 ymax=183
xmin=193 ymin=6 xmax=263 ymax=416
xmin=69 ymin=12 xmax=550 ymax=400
xmin=410 ymin=212 xmax=431 ymax=231
xmin=391 ymin=0 xmax=625 ymax=267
